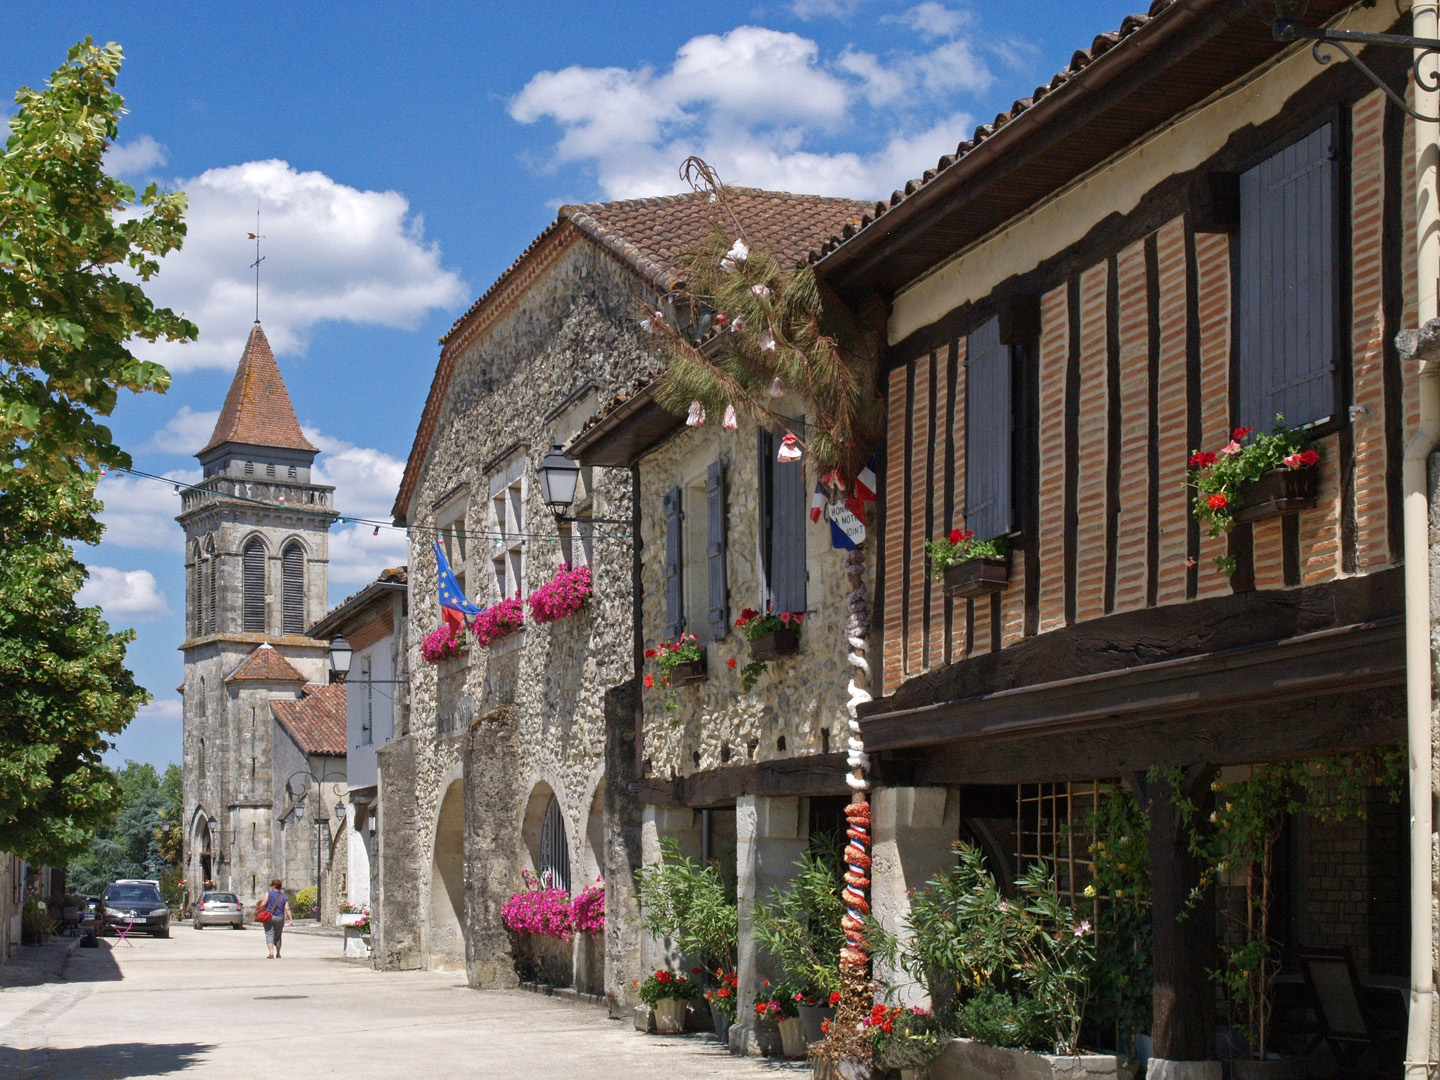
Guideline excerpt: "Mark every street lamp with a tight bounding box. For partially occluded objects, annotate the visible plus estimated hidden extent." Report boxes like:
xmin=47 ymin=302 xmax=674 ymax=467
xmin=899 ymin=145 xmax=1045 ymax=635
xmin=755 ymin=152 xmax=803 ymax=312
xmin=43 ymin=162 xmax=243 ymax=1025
xmin=328 ymin=635 xmax=353 ymax=677
xmin=536 ymin=445 xmax=629 ymax=526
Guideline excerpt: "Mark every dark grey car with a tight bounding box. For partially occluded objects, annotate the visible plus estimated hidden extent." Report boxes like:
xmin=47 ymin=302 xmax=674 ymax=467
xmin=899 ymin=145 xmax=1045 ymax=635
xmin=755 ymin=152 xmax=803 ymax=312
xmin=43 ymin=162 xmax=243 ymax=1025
xmin=193 ymin=890 xmax=244 ymax=929
xmin=101 ymin=882 xmax=170 ymax=938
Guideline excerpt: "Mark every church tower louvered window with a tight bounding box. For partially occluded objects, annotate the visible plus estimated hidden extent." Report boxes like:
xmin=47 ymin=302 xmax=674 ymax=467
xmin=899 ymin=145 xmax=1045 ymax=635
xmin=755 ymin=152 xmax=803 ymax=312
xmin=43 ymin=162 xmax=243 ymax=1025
xmin=282 ymin=542 xmax=305 ymax=635
xmin=243 ymin=540 xmax=266 ymax=632
xmin=205 ymin=537 xmax=217 ymax=634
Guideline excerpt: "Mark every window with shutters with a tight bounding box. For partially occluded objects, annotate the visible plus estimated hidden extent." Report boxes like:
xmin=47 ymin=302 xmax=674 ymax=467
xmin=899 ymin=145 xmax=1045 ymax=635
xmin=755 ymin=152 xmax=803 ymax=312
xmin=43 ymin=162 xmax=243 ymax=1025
xmin=281 ymin=542 xmax=305 ymax=634
xmin=191 ymin=543 xmax=203 ymax=636
xmin=206 ymin=537 xmax=217 ymax=634
xmin=683 ymin=470 xmax=711 ymax=640
xmin=759 ymin=425 xmax=807 ymax=617
xmin=437 ymin=497 xmax=469 ymax=600
xmin=663 ymin=485 xmax=685 ymax=639
xmin=965 ymin=317 xmax=1014 ymax=541
xmin=1237 ymin=122 xmax=1339 ymax=433
xmin=242 ymin=539 xmax=266 ymax=633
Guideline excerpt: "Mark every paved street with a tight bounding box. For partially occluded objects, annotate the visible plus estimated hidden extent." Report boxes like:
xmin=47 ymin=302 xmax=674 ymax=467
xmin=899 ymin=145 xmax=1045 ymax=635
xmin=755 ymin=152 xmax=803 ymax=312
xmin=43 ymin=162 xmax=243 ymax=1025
xmin=0 ymin=928 xmax=802 ymax=1079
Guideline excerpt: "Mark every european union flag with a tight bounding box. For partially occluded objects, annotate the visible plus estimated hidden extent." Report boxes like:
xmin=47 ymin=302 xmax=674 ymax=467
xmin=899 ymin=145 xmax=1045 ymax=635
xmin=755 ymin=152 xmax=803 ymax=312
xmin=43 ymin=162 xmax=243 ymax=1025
xmin=434 ymin=540 xmax=481 ymax=629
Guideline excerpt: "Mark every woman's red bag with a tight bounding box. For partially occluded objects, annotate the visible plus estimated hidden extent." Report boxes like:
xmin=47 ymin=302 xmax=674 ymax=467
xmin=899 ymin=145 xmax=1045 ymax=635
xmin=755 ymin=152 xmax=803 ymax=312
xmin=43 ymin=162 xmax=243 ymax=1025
xmin=255 ymin=906 xmax=272 ymax=923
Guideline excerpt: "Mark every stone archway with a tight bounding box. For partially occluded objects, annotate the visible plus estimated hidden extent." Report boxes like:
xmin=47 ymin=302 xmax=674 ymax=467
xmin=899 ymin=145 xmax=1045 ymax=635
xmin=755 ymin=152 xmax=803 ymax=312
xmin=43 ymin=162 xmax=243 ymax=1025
xmin=190 ymin=810 xmax=214 ymax=906
xmin=427 ymin=780 xmax=465 ymax=971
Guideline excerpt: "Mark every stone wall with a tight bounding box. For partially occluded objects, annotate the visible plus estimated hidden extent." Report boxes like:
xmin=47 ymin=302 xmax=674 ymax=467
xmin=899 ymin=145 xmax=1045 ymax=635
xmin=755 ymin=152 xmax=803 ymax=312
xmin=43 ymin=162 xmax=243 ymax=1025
xmin=394 ymin=235 xmax=657 ymax=986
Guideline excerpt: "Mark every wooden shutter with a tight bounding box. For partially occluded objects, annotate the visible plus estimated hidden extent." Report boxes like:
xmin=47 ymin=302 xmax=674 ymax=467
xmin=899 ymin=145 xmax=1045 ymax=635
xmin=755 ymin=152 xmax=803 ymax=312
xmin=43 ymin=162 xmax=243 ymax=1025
xmin=242 ymin=540 xmax=266 ymax=633
xmin=769 ymin=425 xmax=808 ymax=616
xmin=282 ymin=543 xmax=304 ymax=634
xmin=663 ymin=486 xmax=684 ymax=639
xmin=192 ymin=545 xmax=203 ymax=636
xmin=705 ymin=459 xmax=729 ymax=639
xmin=1238 ymin=122 xmax=1337 ymax=432
xmin=965 ymin=317 xmax=1013 ymax=540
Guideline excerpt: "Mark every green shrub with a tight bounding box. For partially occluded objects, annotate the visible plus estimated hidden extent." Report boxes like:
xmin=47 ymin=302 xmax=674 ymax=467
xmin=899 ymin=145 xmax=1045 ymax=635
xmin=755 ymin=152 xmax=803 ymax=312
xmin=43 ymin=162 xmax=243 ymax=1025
xmin=751 ymin=837 xmax=845 ymax=1000
xmin=634 ymin=838 xmax=736 ymax=971
xmin=956 ymin=988 xmax=1046 ymax=1050
xmin=292 ymin=886 xmax=317 ymax=919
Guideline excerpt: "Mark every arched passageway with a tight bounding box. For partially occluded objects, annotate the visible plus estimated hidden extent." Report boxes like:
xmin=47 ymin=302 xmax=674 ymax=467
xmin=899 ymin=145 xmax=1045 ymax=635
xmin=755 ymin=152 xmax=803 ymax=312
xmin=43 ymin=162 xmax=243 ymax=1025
xmin=427 ymin=780 xmax=466 ymax=971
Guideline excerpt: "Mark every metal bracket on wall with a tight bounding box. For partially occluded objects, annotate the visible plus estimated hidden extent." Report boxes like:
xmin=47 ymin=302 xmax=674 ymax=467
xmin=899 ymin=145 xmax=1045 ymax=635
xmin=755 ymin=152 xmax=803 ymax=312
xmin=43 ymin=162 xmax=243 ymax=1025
xmin=1272 ymin=18 xmax=1440 ymax=123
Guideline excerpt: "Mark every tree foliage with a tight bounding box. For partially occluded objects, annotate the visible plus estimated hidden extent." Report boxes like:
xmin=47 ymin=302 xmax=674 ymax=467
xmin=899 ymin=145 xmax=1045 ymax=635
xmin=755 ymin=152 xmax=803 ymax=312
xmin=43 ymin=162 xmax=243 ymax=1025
xmin=645 ymin=159 xmax=884 ymax=487
xmin=0 ymin=469 xmax=147 ymax=862
xmin=67 ymin=760 xmax=181 ymax=895
xmin=1 ymin=38 xmax=196 ymax=479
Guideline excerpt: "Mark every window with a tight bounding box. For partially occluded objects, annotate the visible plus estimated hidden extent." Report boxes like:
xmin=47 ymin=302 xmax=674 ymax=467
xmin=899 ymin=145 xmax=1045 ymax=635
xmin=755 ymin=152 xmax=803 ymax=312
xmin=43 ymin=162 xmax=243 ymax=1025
xmin=489 ymin=456 xmax=525 ymax=600
xmin=1237 ymin=122 xmax=1338 ymax=432
xmin=759 ymin=427 xmax=806 ymax=616
xmin=359 ymin=655 xmax=373 ymax=746
xmin=965 ymin=317 xmax=1014 ymax=540
xmin=665 ymin=459 xmax=729 ymax=642
xmin=436 ymin=497 xmax=469 ymax=600
xmin=242 ymin=539 xmax=266 ymax=632
xmin=244 ymin=460 xmax=254 ymax=476
xmin=192 ymin=542 xmax=203 ymax=636
xmin=206 ymin=536 xmax=217 ymax=634
xmin=538 ymin=796 xmax=571 ymax=894
xmin=281 ymin=542 xmax=305 ymax=634
xmin=558 ymin=465 xmax=595 ymax=569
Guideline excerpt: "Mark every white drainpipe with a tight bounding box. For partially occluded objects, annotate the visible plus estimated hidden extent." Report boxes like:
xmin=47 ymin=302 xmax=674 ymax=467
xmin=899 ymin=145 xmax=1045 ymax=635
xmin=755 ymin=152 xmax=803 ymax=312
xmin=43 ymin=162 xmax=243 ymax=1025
xmin=1406 ymin=4 xmax=1440 ymax=1074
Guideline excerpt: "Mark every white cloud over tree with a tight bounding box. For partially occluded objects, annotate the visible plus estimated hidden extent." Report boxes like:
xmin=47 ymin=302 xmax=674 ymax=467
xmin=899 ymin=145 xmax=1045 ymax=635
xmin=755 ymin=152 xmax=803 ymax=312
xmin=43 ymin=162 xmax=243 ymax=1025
xmin=76 ymin=566 xmax=171 ymax=623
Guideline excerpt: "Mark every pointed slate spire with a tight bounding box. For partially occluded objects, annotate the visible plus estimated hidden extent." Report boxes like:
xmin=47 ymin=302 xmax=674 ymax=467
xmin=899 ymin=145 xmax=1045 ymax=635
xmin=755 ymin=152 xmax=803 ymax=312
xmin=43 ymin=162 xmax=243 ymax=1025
xmin=199 ymin=323 xmax=318 ymax=456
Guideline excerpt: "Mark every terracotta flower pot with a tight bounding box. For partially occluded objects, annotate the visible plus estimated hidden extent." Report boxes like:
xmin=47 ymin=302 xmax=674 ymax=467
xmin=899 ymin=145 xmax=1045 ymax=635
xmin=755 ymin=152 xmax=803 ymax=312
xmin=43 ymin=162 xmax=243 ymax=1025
xmin=779 ymin=1015 xmax=808 ymax=1058
xmin=748 ymin=628 xmax=800 ymax=662
xmin=1231 ymin=465 xmax=1320 ymax=522
xmin=653 ymin=997 xmax=687 ymax=1035
xmin=942 ymin=556 xmax=1010 ymax=598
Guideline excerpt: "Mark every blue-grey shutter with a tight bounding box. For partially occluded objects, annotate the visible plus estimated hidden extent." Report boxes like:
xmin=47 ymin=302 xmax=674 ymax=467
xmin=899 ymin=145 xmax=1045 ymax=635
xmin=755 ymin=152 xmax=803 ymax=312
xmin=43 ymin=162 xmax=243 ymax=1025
xmin=706 ymin=460 xmax=728 ymax=639
xmin=663 ymin=486 xmax=684 ymax=639
xmin=1238 ymin=123 xmax=1337 ymax=433
xmin=965 ymin=317 xmax=1013 ymax=541
xmin=243 ymin=540 xmax=266 ymax=633
xmin=770 ymin=427 xmax=808 ymax=616
xmin=282 ymin=543 xmax=304 ymax=634
xmin=757 ymin=429 xmax=774 ymax=599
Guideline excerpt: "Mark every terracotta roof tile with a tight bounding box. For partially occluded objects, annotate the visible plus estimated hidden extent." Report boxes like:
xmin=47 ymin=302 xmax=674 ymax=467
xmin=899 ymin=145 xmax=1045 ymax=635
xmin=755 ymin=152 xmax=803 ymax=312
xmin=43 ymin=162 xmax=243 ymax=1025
xmin=227 ymin=643 xmax=307 ymax=684
xmin=200 ymin=323 xmax=318 ymax=455
xmin=271 ymin=682 xmax=346 ymax=756
xmin=808 ymin=1 xmax=1174 ymax=265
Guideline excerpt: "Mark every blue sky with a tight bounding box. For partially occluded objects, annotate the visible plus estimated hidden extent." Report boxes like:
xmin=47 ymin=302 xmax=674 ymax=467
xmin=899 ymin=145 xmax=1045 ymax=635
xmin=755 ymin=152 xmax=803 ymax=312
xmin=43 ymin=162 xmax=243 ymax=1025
xmin=2 ymin=0 xmax=1139 ymax=767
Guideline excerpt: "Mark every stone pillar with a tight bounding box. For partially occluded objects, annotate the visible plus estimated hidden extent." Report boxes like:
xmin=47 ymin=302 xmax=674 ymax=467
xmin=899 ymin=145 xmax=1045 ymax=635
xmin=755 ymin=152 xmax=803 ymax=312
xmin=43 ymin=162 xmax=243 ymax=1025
xmin=732 ymin=794 xmax=810 ymax=1056
xmin=603 ymin=682 xmax=644 ymax=1018
xmin=372 ymin=735 xmax=422 ymax=970
xmin=870 ymin=785 xmax=960 ymax=1008
xmin=465 ymin=706 xmax=524 ymax=989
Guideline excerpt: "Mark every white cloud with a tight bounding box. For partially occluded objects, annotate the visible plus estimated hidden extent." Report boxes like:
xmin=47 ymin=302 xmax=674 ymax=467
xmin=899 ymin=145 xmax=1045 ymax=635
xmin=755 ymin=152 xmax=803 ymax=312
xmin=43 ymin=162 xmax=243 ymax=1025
xmin=889 ymin=2 xmax=972 ymax=40
xmin=135 ymin=160 xmax=468 ymax=372
xmin=95 ymin=468 xmax=197 ymax=551
xmin=77 ymin=566 xmax=171 ymax=622
xmin=136 ymin=698 xmax=183 ymax=724
xmin=304 ymin=426 xmax=410 ymax=593
xmin=106 ymin=134 xmax=168 ymax=176
xmin=144 ymin=406 xmax=220 ymax=456
xmin=789 ymin=0 xmax=864 ymax=18
xmin=509 ymin=23 xmax=989 ymax=200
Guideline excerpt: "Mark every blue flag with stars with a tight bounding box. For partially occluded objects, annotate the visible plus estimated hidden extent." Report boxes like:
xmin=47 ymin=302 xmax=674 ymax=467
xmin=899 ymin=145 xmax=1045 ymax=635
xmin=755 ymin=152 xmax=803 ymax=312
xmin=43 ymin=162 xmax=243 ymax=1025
xmin=435 ymin=540 xmax=481 ymax=628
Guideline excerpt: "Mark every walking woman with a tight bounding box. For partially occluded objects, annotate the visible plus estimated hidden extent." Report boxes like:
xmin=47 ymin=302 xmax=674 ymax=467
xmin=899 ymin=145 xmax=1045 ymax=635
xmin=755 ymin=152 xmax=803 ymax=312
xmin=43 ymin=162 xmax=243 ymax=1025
xmin=258 ymin=879 xmax=293 ymax=958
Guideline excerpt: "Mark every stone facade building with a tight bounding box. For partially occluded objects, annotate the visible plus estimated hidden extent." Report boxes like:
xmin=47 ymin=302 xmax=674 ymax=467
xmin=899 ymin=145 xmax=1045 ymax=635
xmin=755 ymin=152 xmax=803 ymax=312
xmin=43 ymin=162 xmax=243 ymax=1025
xmin=178 ymin=323 xmax=344 ymax=911
xmin=379 ymin=191 xmax=867 ymax=1012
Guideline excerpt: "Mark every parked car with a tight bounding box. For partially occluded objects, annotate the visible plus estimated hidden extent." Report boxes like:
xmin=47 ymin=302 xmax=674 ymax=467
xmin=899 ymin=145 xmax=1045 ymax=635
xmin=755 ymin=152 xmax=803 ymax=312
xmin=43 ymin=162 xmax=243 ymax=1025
xmin=101 ymin=880 xmax=170 ymax=938
xmin=192 ymin=890 xmax=244 ymax=930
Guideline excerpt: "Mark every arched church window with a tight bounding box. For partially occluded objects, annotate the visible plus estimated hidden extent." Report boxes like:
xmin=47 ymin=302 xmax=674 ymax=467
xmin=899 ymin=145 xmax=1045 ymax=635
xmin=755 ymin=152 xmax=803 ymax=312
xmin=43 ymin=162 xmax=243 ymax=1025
xmin=191 ymin=542 xmax=203 ymax=636
xmin=538 ymin=796 xmax=571 ymax=894
xmin=205 ymin=536 xmax=217 ymax=634
xmin=282 ymin=542 xmax=305 ymax=634
xmin=243 ymin=539 xmax=266 ymax=633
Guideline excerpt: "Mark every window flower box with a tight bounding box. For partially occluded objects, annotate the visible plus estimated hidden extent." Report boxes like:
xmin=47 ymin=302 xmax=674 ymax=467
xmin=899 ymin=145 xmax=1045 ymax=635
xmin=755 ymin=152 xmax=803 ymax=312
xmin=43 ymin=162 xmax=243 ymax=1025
xmin=942 ymin=555 xmax=1010 ymax=599
xmin=644 ymin=636 xmax=705 ymax=708
xmin=669 ymin=655 xmax=707 ymax=686
xmin=748 ymin=627 xmax=799 ymax=662
xmin=1230 ymin=464 xmax=1320 ymax=523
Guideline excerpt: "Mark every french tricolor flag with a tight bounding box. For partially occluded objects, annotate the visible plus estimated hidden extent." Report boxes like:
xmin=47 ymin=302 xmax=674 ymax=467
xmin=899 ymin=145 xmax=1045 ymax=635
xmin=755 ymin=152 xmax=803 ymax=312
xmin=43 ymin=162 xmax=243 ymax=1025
xmin=854 ymin=458 xmax=878 ymax=504
xmin=810 ymin=481 xmax=825 ymax=524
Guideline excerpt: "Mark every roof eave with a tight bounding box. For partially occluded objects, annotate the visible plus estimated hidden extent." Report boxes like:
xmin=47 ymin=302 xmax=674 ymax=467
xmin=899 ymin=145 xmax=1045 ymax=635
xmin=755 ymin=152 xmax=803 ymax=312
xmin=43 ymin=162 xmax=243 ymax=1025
xmin=307 ymin=581 xmax=406 ymax=640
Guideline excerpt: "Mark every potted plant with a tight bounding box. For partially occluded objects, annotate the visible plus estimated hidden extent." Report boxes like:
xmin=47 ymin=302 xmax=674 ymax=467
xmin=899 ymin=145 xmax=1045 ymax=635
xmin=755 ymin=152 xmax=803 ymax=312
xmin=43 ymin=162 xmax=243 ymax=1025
xmin=640 ymin=968 xmax=701 ymax=1034
xmin=704 ymin=968 xmax=739 ymax=1043
xmin=753 ymin=980 xmax=806 ymax=1058
xmin=925 ymin=528 xmax=1010 ymax=598
xmin=420 ymin=622 xmax=468 ymax=664
xmin=501 ymin=869 xmax=576 ymax=986
xmin=751 ymin=841 xmax=845 ymax=1044
xmin=337 ymin=902 xmax=369 ymax=929
xmin=731 ymin=607 xmax=803 ymax=691
xmin=870 ymin=1004 xmax=948 ymax=1080
xmin=643 ymin=635 xmax=706 ymax=709
xmin=528 ymin=563 xmax=592 ymax=624
xmin=472 ymin=593 xmax=525 ymax=647
xmin=1187 ymin=418 xmax=1321 ymax=573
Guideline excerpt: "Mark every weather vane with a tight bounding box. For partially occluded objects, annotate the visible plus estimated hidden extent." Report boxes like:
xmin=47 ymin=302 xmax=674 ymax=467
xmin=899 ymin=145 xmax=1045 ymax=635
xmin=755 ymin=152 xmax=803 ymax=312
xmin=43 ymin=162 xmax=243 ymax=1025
xmin=247 ymin=209 xmax=265 ymax=324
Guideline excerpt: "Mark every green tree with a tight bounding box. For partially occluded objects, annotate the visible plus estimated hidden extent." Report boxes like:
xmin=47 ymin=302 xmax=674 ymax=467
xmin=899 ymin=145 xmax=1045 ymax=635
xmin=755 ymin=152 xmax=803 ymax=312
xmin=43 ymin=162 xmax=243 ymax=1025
xmin=1 ymin=38 xmax=195 ymax=480
xmin=0 ymin=470 xmax=147 ymax=863
xmin=67 ymin=760 xmax=181 ymax=894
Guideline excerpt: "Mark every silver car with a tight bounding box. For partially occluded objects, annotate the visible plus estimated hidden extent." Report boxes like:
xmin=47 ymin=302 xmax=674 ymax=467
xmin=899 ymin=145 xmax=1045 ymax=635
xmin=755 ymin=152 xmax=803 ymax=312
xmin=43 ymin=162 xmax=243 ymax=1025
xmin=193 ymin=890 xmax=244 ymax=930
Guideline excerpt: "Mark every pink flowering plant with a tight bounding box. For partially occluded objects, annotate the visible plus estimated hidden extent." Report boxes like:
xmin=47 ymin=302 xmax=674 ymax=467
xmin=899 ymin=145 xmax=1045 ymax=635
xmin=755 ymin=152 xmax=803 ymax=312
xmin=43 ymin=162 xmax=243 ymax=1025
xmin=472 ymin=593 xmax=525 ymax=647
xmin=420 ymin=622 xmax=467 ymax=664
xmin=528 ymin=564 xmax=592 ymax=624
xmin=570 ymin=881 xmax=605 ymax=936
xmin=337 ymin=902 xmax=370 ymax=931
xmin=501 ymin=870 xmax=574 ymax=941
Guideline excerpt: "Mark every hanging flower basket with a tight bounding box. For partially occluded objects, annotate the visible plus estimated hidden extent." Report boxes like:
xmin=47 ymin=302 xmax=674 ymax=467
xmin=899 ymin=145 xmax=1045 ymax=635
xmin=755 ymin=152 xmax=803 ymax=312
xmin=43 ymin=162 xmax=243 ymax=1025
xmin=528 ymin=564 xmax=592 ymax=624
xmin=943 ymin=556 xmax=1010 ymax=599
xmin=1230 ymin=465 xmax=1320 ymax=523
xmin=644 ymin=636 xmax=706 ymax=709
xmin=472 ymin=594 xmax=525 ymax=647
xmin=421 ymin=623 xmax=468 ymax=664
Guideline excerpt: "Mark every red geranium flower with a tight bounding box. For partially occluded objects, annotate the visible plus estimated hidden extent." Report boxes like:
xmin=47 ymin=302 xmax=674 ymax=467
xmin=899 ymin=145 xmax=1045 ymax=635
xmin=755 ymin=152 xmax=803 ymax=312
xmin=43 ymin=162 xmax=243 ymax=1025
xmin=1189 ymin=450 xmax=1217 ymax=469
xmin=644 ymin=648 xmax=657 ymax=659
xmin=828 ymin=991 xmax=841 ymax=1006
xmin=1233 ymin=426 xmax=1252 ymax=440
xmin=1207 ymin=492 xmax=1228 ymax=510
xmin=727 ymin=657 xmax=737 ymax=668
xmin=692 ymin=967 xmax=702 ymax=975
xmin=643 ymin=673 xmax=655 ymax=689
xmin=719 ymin=987 xmax=730 ymax=998
xmin=947 ymin=528 xmax=962 ymax=544
xmin=1299 ymin=448 xmax=1320 ymax=465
